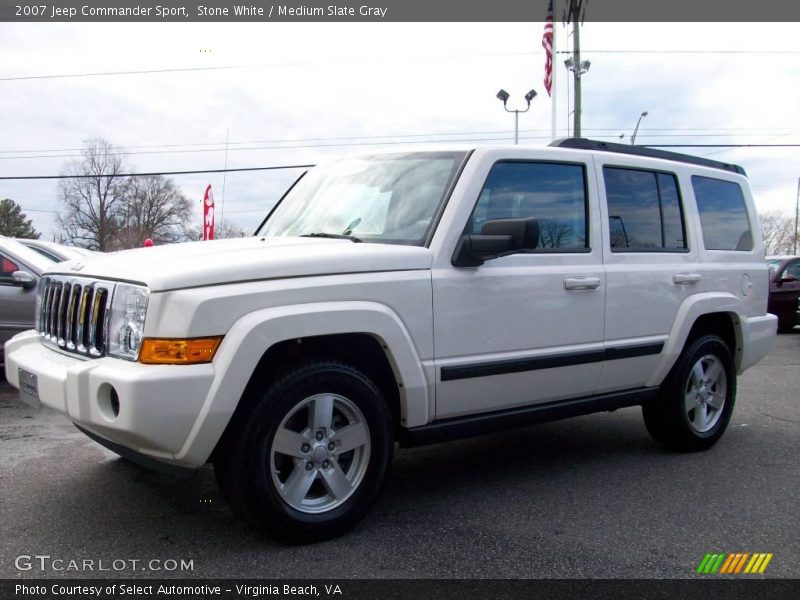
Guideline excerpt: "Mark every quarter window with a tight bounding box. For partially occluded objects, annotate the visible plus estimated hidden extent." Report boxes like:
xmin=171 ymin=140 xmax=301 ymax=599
xmin=603 ymin=167 xmax=686 ymax=251
xmin=468 ymin=161 xmax=588 ymax=251
xmin=692 ymin=176 xmax=753 ymax=251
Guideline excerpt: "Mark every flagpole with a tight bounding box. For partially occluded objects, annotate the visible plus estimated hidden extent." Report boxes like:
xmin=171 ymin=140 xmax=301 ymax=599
xmin=550 ymin=0 xmax=558 ymax=142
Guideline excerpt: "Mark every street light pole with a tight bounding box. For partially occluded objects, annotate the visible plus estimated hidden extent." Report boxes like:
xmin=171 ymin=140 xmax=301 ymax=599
xmin=496 ymin=89 xmax=537 ymax=145
xmin=630 ymin=111 xmax=648 ymax=145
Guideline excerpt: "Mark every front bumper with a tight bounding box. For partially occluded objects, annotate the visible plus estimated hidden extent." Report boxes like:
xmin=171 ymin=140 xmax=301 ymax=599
xmin=4 ymin=330 xmax=214 ymax=468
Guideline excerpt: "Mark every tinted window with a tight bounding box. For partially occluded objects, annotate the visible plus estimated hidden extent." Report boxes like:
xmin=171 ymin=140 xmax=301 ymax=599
xmin=604 ymin=167 xmax=686 ymax=251
xmin=692 ymin=176 xmax=753 ymax=251
xmin=468 ymin=162 xmax=587 ymax=250
xmin=1 ymin=254 xmax=19 ymax=281
xmin=784 ymin=261 xmax=800 ymax=279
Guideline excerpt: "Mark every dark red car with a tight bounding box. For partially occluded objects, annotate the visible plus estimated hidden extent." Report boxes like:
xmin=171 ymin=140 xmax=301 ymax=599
xmin=768 ymin=256 xmax=800 ymax=332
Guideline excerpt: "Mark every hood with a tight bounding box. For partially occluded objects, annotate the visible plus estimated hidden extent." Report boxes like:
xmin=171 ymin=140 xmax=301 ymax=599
xmin=46 ymin=236 xmax=433 ymax=292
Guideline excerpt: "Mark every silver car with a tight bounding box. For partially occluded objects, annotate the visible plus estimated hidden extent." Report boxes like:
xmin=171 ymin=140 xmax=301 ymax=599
xmin=0 ymin=237 xmax=57 ymax=365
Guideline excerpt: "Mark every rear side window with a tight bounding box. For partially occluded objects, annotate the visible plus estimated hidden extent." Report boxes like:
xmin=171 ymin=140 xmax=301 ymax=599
xmin=468 ymin=161 xmax=588 ymax=251
xmin=692 ymin=176 xmax=753 ymax=251
xmin=603 ymin=167 xmax=686 ymax=251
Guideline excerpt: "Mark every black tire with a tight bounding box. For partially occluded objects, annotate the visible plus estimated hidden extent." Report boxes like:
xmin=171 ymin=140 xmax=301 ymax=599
xmin=777 ymin=322 xmax=795 ymax=334
xmin=643 ymin=334 xmax=736 ymax=452
xmin=214 ymin=360 xmax=393 ymax=543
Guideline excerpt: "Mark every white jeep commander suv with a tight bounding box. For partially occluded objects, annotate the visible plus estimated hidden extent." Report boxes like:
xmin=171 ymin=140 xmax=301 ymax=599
xmin=5 ymin=139 xmax=777 ymax=542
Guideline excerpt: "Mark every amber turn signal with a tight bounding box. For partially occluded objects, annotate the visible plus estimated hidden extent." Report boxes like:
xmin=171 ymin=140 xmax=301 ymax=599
xmin=139 ymin=337 xmax=223 ymax=365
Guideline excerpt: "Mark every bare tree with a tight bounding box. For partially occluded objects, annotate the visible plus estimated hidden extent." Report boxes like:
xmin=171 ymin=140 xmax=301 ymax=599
xmin=113 ymin=175 xmax=193 ymax=249
xmin=56 ymin=138 xmax=130 ymax=251
xmin=214 ymin=220 xmax=249 ymax=239
xmin=185 ymin=219 xmax=249 ymax=241
xmin=760 ymin=210 xmax=797 ymax=256
xmin=538 ymin=219 xmax=574 ymax=249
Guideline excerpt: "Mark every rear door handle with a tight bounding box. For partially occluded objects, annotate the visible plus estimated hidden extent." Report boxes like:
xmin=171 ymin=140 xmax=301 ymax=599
xmin=564 ymin=277 xmax=601 ymax=290
xmin=673 ymin=273 xmax=703 ymax=285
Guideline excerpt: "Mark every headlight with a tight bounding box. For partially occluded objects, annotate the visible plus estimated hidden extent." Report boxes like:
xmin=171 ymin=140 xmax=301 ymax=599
xmin=107 ymin=283 xmax=150 ymax=360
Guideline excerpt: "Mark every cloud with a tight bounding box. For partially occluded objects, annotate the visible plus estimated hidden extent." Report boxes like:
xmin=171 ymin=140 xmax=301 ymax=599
xmin=1 ymin=22 xmax=798 ymax=240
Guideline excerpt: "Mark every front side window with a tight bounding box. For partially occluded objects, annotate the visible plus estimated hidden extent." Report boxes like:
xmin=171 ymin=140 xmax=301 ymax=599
xmin=692 ymin=176 xmax=753 ymax=251
xmin=1 ymin=254 xmax=19 ymax=282
xmin=467 ymin=161 xmax=588 ymax=251
xmin=260 ymin=152 xmax=467 ymax=246
xmin=603 ymin=167 xmax=686 ymax=251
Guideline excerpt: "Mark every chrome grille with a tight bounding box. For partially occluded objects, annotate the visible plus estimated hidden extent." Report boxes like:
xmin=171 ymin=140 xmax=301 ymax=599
xmin=37 ymin=276 xmax=114 ymax=357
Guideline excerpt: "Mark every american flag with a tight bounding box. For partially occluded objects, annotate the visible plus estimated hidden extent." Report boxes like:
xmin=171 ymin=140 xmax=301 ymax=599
xmin=542 ymin=0 xmax=554 ymax=96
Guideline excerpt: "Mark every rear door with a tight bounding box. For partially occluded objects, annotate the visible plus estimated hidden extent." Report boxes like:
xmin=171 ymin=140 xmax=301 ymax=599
xmin=594 ymin=158 xmax=697 ymax=393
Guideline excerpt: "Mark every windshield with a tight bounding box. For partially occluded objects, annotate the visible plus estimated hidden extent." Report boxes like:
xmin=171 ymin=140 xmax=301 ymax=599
xmin=260 ymin=152 xmax=467 ymax=245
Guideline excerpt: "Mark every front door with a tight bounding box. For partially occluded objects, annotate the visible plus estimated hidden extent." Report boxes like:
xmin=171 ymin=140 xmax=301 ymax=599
xmin=432 ymin=153 xmax=605 ymax=418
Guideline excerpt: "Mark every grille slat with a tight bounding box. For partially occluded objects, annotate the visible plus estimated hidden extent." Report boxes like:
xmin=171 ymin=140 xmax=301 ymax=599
xmin=65 ymin=284 xmax=81 ymax=350
xmin=37 ymin=276 xmax=114 ymax=358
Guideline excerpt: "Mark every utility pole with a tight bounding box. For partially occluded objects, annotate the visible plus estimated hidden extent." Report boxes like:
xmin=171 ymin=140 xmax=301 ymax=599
xmin=564 ymin=0 xmax=589 ymax=138
xmin=572 ymin=7 xmax=582 ymax=138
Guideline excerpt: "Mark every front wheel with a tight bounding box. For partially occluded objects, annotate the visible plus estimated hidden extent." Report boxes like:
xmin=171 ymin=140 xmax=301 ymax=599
xmin=214 ymin=361 xmax=394 ymax=543
xmin=643 ymin=335 xmax=736 ymax=452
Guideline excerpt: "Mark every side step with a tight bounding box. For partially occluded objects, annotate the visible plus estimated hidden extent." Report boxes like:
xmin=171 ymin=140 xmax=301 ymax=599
xmin=398 ymin=387 xmax=659 ymax=448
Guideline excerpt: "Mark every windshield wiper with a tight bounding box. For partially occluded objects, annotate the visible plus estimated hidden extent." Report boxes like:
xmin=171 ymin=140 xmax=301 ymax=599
xmin=300 ymin=232 xmax=363 ymax=243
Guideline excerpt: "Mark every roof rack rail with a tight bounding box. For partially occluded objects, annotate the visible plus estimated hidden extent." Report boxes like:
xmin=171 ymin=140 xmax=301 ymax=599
xmin=549 ymin=138 xmax=746 ymax=176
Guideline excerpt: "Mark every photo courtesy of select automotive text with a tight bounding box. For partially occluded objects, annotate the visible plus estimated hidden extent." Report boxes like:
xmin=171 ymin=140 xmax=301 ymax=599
xmin=1 ymin=0 xmax=799 ymax=598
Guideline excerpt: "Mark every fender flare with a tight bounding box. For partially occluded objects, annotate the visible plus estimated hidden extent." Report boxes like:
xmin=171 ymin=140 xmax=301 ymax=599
xmin=646 ymin=292 xmax=745 ymax=387
xmin=175 ymin=301 xmax=430 ymax=466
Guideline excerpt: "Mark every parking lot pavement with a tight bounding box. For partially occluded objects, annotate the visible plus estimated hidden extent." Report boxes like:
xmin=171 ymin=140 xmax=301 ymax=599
xmin=1 ymin=332 xmax=798 ymax=579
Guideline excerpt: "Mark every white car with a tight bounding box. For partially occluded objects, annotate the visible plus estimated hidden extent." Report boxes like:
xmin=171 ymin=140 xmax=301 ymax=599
xmin=4 ymin=140 xmax=777 ymax=542
xmin=16 ymin=238 xmax=94 ymax=263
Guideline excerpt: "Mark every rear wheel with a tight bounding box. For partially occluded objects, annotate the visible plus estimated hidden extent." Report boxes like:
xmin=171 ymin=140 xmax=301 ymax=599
xmin=214 ymin=360 xmax=393 ymax=543
xmin=643 ymin=335 xmax=736 ymax=452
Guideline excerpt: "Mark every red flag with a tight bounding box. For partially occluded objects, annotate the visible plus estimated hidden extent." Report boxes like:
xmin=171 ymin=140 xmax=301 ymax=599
xmin=203 ymin=184 xmax=215 ymax=240
xmin=542 ymin=0 xmax=554 ymax=96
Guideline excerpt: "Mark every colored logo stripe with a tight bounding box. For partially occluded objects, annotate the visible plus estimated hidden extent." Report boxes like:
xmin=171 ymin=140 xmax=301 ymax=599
xmin=698 ymin=553 xmax=773 ymax=574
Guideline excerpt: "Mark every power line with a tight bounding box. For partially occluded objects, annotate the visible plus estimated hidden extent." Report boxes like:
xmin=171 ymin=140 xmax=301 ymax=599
xmin=0 ymin=164 xmax=313 ymax=181
xmin=3 ymin=143 xmax=799 ymax=181
xmin=3 ymin=133 xmax=799 ymax=161
xmin=0 ymin=128 xmax=552 ymax=155
xmin=0 ymin=65 xmax=244 ymax=82
xmin=0 ymin=51 xmax=536 ymax=83
xmin=555 ymin=49 xmax=800 ymax=55
xmin=2 ymin=128 xmax=796 ymax=157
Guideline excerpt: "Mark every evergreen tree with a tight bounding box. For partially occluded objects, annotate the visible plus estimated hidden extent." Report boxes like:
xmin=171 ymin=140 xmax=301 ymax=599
xmin=0 ymin=198 xmax=40 ymax=239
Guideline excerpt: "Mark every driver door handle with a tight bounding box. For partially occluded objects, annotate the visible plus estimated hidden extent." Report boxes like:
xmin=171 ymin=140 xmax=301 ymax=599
xmin=564 ymin=277 xmax=601 ymax=291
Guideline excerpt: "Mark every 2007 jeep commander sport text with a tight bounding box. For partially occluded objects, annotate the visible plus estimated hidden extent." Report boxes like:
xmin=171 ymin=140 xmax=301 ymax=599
xmin=4 ymin=139 xmax=777 ymax=542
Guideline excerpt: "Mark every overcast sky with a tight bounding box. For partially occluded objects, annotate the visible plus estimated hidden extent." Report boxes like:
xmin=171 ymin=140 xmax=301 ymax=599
xmin=1 ymin=21 xmax=798 ymax=241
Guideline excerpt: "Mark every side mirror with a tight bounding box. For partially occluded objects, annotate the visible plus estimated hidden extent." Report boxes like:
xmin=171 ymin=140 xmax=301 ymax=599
xmin=11 ymin=270 xmax=36 ymax=290
xmin=452 ymin=218 xmax=539 ymax=267
xmin=780 ymin=274 xmax=798 ymax=284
